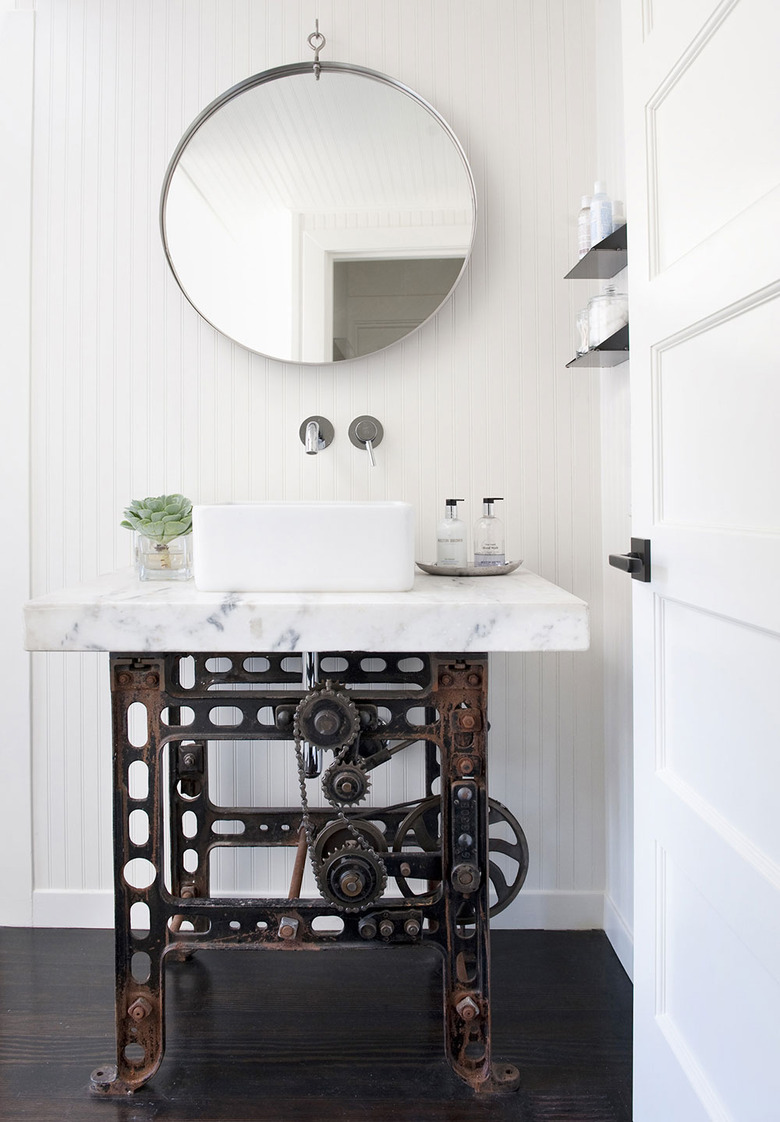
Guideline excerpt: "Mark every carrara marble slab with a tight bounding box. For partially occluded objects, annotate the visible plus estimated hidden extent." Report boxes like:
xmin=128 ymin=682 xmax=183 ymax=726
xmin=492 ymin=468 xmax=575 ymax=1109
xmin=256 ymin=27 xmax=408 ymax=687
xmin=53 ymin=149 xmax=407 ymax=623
xmin=23 ymin=567 xmax=589 ymax=654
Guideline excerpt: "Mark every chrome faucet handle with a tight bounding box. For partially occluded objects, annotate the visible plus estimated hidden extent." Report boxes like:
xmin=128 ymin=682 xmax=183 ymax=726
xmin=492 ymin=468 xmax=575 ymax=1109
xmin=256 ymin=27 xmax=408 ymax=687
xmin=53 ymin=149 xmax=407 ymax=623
xmin=299 ymin=416 xmax=334 ymax=455
xmin=348 ymin=416 xmax=383 ymax=467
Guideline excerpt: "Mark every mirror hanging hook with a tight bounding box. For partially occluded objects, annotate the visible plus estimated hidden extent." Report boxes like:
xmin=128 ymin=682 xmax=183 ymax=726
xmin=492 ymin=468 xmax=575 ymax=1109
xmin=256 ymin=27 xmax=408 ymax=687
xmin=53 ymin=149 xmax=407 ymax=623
xmin=307 ymin=20 xmax=326 ymax=80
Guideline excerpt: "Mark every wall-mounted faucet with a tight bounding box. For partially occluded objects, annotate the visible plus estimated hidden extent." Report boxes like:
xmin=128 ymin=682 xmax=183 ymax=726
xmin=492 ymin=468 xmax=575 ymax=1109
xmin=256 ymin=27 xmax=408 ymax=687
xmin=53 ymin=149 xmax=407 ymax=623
xmin=348 ymin=416 xmax=384 ymax=467
xmin=299 ymin=416 xmax=334 ymax=455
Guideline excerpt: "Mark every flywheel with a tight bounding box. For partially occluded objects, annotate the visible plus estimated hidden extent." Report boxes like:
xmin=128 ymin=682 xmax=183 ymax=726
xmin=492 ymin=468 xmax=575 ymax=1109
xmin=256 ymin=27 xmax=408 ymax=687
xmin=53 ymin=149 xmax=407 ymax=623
xmin=392 ymin=795 xmax=529 ymax=917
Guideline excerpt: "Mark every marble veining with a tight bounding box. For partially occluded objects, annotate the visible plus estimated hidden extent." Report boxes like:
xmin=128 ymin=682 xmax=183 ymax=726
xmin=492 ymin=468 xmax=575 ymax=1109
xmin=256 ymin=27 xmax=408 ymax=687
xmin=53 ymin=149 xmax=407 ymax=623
xmin=23 ymin=566 xmax=590 ymax=654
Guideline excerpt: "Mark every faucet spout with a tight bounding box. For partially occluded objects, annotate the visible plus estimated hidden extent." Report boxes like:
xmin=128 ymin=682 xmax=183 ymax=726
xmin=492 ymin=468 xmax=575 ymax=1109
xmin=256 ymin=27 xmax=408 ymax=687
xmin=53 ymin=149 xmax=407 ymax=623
xmin=305 ymin=419 xmax=320 ymax=455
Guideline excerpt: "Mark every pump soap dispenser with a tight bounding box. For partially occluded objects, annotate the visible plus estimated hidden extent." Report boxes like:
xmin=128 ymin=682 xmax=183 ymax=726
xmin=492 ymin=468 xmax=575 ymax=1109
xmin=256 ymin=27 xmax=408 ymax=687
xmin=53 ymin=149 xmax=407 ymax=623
xmin=436 ymin=499 xmax=467 ymax=566
xmin=473 ymin=497 xmax=505 ymax=566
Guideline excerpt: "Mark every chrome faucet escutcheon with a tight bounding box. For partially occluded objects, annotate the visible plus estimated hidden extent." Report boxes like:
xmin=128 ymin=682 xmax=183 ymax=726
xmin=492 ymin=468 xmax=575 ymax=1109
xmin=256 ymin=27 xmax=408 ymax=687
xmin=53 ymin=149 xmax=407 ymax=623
xmin=299 ymin=416 xmax=334 ymax=455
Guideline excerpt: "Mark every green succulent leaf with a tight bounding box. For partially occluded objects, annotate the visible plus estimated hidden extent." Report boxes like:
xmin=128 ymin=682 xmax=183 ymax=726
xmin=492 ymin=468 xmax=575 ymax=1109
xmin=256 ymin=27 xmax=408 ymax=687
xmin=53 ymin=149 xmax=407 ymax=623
xmin=121 ymin=493 xmax=193 ymax=543
xmin=160 ymin=520 xmax=188 ymax=541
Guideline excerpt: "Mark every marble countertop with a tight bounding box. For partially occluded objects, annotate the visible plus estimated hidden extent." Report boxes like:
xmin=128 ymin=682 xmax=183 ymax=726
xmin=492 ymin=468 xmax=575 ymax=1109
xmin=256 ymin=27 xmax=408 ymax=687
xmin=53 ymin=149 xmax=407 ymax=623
xmin=23 ymin=566 xmax=589 ymax=654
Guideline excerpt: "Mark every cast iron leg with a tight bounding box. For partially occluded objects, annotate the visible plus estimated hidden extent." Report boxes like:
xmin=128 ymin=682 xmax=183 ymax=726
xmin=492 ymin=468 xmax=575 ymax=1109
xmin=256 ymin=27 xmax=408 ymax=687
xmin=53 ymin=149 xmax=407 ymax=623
xmin=169 ymin=735 xmax=211 ymax=942
xmin=433 ymin=655 xmax=520 ymax=1094
xmin=91 ymin=656 xmax=167 ymax=1096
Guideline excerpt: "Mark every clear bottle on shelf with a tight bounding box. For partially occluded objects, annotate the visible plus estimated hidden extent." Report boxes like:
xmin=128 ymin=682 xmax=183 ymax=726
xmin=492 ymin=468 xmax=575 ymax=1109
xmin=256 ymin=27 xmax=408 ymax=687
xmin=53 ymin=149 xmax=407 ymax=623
xmin=577 ymin=195 xmax=592 ymax=258
xmin=575 ymin=308 xmax=590 ymax=356
xmin=587 ymin=284 xmax=628 ymax=347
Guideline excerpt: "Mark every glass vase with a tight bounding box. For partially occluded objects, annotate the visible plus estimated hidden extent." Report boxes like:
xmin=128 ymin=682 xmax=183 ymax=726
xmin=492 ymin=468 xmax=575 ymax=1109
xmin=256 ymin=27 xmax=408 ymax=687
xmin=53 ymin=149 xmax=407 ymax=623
xmin=136 ymin=534 xmax=193 ymax=581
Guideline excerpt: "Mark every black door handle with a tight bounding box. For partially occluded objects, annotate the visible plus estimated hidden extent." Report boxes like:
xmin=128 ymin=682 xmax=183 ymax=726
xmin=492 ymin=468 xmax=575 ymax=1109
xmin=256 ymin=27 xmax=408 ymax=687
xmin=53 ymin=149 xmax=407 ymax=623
xmin=609 ymin=553 xmax=643 ymax=574
xmin=608 ymin=538 xmax=651 ymax=582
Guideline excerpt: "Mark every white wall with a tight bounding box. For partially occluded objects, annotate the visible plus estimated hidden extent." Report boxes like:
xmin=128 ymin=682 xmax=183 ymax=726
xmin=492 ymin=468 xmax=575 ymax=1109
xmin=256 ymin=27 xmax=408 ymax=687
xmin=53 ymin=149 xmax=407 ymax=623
xmin=2 ymin=0 xmax=631 ymax=947
xmin=595 ymin=0 xmax=634 ymax=976
xmin=0 ymin=5 xmax=34 ymax=926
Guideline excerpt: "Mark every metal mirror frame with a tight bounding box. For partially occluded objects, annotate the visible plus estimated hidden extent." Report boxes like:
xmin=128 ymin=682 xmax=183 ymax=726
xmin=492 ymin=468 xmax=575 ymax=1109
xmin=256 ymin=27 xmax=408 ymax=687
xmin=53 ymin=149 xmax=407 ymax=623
xmin=159 ymin=61 xmax=478 ymax=365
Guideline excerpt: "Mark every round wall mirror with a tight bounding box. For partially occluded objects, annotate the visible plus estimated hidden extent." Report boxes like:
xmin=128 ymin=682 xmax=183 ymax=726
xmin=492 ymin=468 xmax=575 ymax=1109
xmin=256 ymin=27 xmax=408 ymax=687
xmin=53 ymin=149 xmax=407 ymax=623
xmin=160 ymin=62 xmax=476 ymax=364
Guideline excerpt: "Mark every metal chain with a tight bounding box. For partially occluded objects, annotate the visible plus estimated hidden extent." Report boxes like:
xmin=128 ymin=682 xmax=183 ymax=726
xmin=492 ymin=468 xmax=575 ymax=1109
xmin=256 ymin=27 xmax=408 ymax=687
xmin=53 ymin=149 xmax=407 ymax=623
xmin=291 ymin=692 xmax=387 ymax=902
xmin=292 ymin=724 xmax=319 ymax=872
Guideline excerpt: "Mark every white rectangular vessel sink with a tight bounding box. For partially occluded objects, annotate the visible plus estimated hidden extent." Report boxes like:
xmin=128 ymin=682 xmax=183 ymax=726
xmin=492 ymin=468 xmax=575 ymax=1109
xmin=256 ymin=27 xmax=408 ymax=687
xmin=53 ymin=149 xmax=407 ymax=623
xmin=192 ymin=501 xmax=415 ymax=592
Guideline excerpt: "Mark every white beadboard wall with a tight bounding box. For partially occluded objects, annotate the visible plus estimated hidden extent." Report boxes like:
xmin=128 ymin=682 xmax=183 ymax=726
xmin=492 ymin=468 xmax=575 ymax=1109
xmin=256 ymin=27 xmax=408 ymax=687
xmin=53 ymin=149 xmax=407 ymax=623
xmin=18 ymin=0 xmax=631 ymax=941
xmin=0 ymin=5 xmax=34 ymax=927
xmin=594 ymin=0 xmax=634 ymax=977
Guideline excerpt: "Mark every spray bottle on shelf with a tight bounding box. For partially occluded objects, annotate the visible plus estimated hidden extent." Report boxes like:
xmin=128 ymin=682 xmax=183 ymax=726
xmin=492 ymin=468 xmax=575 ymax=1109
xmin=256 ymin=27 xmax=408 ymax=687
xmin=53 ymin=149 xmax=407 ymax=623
xmin=436 ymin=499 xmax=467 ymax=566
xmin=473 ymin=497 xmax=505 ymax=566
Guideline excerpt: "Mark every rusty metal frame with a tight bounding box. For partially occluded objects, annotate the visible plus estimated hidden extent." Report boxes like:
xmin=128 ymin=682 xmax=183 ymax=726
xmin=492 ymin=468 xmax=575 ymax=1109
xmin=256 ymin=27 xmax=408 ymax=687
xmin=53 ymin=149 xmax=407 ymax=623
xmin=90 ymin=651 xmax=520 ymax=1096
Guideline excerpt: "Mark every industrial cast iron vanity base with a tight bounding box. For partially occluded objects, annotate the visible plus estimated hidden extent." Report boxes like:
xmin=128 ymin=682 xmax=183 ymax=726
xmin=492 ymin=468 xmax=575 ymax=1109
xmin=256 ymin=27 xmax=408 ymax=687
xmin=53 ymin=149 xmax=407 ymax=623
xmin=90 ymin=651 xmax=529 ymax=1097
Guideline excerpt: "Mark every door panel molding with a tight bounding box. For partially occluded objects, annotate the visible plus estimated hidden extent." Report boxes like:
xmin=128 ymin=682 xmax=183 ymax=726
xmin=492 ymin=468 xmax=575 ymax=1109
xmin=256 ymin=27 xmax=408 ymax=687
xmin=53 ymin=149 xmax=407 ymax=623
xmin=655 ymin=1014 xmax=732 ymax=1121
xmin=652 ymin=281 xmax=780 ymax=527
xmin=656 ymin=843 xmax=780 ymax=1117
xmin=645 ymin=0 xmax=778 ymax=273
xmin=653 ymin=845 xmax=731 ymax=1119
xmin=659 ymin=770 xmax=780 ymax=891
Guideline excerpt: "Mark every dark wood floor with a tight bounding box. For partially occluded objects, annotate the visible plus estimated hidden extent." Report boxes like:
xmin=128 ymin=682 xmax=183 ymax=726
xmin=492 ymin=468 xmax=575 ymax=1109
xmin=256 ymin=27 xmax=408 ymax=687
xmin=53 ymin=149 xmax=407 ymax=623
xmin=0 ymin=927 xmax=631 ymax=1122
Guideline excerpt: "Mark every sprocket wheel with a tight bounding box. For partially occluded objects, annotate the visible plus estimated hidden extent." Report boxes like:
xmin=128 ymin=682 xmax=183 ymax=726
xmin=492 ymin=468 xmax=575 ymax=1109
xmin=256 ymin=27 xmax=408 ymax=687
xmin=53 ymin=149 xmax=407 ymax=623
xmin=316 ymin=845 xmax=387 ymax=912
xmin=313 ymin=818 xmax=387 ymax=863
xmin=293 ymin=681 xmax=360 ymax=751
xmin=321 ymin=760 xmax=371 ymax=806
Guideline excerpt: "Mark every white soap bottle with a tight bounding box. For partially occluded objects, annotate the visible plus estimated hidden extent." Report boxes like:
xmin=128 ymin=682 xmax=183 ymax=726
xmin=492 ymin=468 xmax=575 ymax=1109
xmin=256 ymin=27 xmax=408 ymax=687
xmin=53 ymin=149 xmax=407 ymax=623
xmin=577 ymin=195 xmax=592 ymax=257
xmin=590 ymin=181 xmax=613 ymax=246
xmin=436 ymin=499 xmax=467 ymax=567
xmin=473 ymin=497 xmax=505 ymax=566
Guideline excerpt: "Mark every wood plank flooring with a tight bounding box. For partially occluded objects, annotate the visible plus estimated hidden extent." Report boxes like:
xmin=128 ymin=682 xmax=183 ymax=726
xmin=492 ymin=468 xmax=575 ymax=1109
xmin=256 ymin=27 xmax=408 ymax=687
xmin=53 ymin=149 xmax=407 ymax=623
xmin=0 ymin=928 xmax=632 ymax=1121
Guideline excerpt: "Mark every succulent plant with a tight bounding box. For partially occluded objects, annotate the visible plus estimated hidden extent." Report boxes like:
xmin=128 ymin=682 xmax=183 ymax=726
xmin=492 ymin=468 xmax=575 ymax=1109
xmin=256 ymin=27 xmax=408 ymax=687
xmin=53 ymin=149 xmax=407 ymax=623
xmin=121 ymin=494 xmax=193 ymax=545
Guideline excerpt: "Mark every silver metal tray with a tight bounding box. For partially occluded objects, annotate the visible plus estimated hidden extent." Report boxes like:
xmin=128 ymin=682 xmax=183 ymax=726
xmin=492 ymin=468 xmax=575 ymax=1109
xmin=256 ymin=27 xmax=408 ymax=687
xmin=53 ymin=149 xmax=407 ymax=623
xmin=415 ymin=560 xmax=522 ymax=577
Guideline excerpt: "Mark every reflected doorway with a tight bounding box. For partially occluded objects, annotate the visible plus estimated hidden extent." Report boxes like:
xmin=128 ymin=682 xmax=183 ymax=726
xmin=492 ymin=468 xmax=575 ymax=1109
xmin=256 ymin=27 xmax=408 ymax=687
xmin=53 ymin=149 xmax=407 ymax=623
xmin=332 ymin=257 xmax=464 ymax=360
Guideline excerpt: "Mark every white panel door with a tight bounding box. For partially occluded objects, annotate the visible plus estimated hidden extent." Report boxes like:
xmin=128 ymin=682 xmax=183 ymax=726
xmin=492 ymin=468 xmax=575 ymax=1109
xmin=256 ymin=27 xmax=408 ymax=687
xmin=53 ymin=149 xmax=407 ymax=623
xmin=622 ymin=1 xmax=780 ymax=1119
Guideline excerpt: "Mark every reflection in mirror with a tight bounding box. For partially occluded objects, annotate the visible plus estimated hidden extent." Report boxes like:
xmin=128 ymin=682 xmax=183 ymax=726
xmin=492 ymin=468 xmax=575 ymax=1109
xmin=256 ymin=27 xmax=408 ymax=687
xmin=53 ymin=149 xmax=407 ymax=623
xmin=333 ymin=258 xmax=464 ymax=360
xmin=161 ymin=63 xmax=476 ymax=364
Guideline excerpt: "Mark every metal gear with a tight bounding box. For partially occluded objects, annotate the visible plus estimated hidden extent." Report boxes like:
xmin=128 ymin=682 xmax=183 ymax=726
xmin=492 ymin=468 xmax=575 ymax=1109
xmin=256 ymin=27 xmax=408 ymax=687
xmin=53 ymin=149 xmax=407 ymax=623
xmin=293 ymin=681 xmax=360 ymax=751
xmin=291 ymin=682 xmax=386 ymax=914
xmin=313 ymin=818 xmax=387 ymax=864
xmin=315 ymin=845 xmax=387 ymax=912
xmin=321 ymin=760 xmax=371 ymax=806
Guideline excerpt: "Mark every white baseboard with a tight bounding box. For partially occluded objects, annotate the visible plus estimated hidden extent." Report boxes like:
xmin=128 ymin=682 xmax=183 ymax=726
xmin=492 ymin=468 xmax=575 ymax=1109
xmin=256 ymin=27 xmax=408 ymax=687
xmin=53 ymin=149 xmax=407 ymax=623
xmin=33 ymin=889 xmax=114 ymax=929
xmin=31 ymin=888 xmax=608 ymax=932
xmin=603 ymin=893 xmax=634 ymax=980
xmin=491 ymin=890 xmax=606 ymax=930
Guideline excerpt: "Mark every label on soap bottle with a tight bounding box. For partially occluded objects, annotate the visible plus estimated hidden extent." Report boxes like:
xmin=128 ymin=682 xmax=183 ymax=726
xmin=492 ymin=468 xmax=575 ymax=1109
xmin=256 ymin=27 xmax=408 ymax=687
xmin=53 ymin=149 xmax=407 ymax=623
xmin=438 ymin=534 xmax=466 ymax=566
xmin=474 ymin=549 xmax=505 ymax=567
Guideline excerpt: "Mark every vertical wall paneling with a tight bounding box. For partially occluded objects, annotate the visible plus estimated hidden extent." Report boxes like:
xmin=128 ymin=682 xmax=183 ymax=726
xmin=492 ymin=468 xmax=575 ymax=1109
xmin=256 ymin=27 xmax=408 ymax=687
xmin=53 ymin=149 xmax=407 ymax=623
xmin=24 ymin=0 xmax=618 ymax=934
xmin=0 ymin=7 xmax=35 ymax=925
xmin=595 ymin=0 xmax=634 ymax=976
